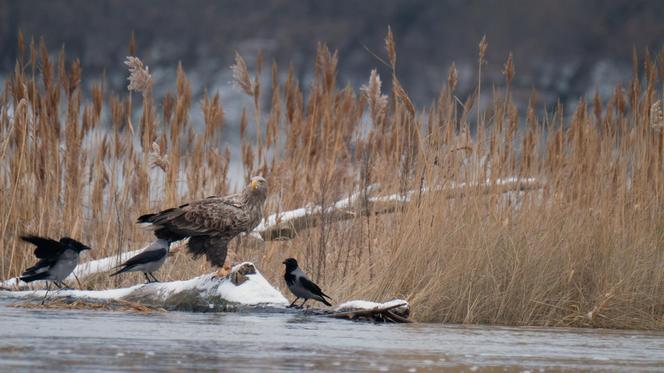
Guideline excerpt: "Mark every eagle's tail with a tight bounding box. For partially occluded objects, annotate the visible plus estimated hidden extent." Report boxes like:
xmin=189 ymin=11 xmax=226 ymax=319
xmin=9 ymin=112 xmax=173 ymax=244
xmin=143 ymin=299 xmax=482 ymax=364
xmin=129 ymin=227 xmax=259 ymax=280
xmin=137 ymin=207 xmax=181 ymax=225
xmin=137 ymin=213 xmax=157 ymax=224
xmin=137 ymin=209 xmax=187 ymax=242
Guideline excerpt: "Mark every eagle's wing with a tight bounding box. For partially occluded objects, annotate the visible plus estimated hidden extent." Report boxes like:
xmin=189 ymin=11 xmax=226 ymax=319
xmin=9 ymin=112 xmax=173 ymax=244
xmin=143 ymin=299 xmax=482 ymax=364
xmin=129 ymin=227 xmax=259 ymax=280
xmin=138 ymin=197 xmax=250 ymax=267
xmin=140 ymin=197 xmax=250 ymax=239
xmin=182 ymin=197 xmax=251 ymax=233
xmin=182 ymin=197 xmax=250 ymax=266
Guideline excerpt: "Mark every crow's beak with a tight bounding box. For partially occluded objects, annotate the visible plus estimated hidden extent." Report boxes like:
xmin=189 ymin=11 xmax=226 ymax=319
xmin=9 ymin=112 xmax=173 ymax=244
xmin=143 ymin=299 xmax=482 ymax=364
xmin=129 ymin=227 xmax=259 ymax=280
xmin=282 ymin=260 xmax=286 ymax=265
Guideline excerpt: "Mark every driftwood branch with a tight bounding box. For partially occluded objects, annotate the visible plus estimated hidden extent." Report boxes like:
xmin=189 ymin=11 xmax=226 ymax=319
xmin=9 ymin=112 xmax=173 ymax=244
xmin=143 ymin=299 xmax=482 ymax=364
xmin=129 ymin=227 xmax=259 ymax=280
xmin=329 ymin=302 xmax=411 ymax=323
xmin=256 ymin=177 xmax=544 ymax=240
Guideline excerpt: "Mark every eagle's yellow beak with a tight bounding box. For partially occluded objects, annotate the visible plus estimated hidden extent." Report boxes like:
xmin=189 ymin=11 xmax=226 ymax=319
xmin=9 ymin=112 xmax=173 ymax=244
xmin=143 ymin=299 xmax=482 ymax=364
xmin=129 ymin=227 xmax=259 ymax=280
xmin=251 ymin=180 xmax=258 ymax=189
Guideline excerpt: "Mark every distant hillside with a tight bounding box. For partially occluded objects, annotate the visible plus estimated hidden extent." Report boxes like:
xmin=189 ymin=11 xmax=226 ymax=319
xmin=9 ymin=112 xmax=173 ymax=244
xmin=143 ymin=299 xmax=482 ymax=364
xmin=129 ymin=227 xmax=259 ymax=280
xmin=1 ymin=0 xmax=663 ymax=106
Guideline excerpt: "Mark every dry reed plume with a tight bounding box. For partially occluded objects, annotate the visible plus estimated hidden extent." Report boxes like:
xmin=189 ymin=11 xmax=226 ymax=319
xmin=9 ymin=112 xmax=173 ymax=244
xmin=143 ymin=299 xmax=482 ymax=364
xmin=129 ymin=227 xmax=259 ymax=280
xmin=1 ymin=31 xmax=663 ymax=330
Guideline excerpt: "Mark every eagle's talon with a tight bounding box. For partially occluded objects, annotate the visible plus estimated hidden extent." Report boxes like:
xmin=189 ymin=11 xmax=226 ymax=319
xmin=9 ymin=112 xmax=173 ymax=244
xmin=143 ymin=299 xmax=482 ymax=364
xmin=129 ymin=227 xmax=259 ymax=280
xmin=215 ymin=265 xmax=231 ymax=278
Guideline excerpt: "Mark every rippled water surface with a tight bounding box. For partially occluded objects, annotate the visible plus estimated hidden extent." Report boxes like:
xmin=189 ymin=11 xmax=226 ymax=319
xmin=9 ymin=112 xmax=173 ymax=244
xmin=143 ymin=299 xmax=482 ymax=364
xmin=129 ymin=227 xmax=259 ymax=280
xmin=0 ymin=299 xmax=663 ymax=372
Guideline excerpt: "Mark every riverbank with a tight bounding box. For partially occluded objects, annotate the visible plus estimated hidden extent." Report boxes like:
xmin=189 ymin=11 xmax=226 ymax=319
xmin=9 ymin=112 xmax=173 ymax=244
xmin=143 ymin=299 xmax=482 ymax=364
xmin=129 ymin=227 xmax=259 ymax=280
xmin=1 ymin=31 xmax=663 ymax=329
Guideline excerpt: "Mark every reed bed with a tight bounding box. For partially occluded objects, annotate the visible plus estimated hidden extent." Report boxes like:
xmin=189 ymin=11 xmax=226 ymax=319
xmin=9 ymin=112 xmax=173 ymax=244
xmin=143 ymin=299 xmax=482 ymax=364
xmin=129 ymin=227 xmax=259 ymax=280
xmin=1 ymin=31 xmax=663 ymax=329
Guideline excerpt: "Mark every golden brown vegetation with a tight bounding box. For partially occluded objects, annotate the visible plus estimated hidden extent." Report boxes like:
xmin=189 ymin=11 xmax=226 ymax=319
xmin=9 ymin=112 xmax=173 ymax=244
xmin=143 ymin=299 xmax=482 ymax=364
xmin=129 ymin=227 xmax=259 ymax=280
xmin=9 ymin=298 xmax=165 ymax=313
xmin=1 ymin=31 xmax=663 ymax=329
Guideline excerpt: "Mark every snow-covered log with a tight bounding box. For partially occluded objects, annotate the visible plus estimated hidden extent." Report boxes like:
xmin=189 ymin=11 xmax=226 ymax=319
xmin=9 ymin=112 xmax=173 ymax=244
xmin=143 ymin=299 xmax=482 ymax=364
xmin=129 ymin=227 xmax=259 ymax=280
xmin=256 ymin=177 xmax=544 ymax=240
xmin=252 ymin=184 xmax=381 ymax=241
xmin=331 ymin=299 xmax=411 ymax=323
xmin=1 ymin=262 xmax=288 ymax=311
xmin=1 ymin=263 xmax=412 ymax=322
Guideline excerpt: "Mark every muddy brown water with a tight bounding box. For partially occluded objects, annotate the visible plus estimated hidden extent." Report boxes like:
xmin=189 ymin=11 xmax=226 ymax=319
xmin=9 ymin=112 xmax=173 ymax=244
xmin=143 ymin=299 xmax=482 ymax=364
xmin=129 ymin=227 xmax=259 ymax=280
xmin=0 ymin=298 xmax=663 ymax=372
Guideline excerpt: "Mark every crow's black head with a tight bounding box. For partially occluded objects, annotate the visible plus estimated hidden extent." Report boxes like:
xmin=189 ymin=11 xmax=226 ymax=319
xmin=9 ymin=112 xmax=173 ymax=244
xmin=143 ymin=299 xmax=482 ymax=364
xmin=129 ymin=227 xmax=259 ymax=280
xmin=59 ymin=237 xmax=92 ymax=253
xmin=282 ymin=258 xmax=298 ymax=272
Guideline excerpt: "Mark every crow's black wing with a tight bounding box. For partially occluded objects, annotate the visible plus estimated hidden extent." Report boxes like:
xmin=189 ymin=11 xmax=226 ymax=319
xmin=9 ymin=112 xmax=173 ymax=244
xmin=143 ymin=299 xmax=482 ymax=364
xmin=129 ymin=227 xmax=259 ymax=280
xmin=21 ymin=259 xmax=52 ymax=276
xmin=284 ymin=272 xmax=296 ymax=287
xmin=120 ymin=248 xmax=167 ymax=268
xmin=59 ymin=237 xmax=91 ymax=252
xmin=299 ymin=276 xmax=332 ymax=300
xmin=20 ymin=235 xmax=63 ymax=260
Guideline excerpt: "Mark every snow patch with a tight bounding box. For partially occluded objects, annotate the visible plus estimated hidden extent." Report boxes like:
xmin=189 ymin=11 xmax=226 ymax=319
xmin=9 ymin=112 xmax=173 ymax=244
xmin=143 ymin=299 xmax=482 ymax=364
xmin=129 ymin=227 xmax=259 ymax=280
xmin=0 ymin=285 xmax=140 ymax=300
xmin=216 ymin=262 xmax=288 ymax=305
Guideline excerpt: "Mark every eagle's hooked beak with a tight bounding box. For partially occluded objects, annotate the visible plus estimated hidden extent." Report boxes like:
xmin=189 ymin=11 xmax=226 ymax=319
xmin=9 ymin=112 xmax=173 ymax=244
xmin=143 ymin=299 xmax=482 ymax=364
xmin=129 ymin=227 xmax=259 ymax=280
xmin=251 ymin=179 xmax=258 ymax=189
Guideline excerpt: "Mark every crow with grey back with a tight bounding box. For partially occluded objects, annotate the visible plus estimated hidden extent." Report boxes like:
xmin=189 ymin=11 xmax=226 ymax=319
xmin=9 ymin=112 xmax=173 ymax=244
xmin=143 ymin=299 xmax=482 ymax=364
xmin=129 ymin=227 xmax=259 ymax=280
xmin=20 ymin=235 xmax=91 ymax=287
xmin=19 ymin=235 xmax=91 ymax=303
xmin=110 ymin=239 xmax=169 ymax=283
xmin=137 ymin=176 xmax=268 ymax=270
xmin=283 ymin=258 xmax=332 ymax=308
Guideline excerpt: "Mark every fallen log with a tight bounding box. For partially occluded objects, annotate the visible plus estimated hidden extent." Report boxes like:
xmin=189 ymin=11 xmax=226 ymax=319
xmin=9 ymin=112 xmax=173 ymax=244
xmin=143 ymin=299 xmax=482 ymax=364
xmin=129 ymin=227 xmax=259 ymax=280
xmin=257 ymin=177 xmax=544 ymax=240
xmin=1 ymin=263 xmax=411 ymax=322
xmin=2 ymin=263 xmax=288 ymax=311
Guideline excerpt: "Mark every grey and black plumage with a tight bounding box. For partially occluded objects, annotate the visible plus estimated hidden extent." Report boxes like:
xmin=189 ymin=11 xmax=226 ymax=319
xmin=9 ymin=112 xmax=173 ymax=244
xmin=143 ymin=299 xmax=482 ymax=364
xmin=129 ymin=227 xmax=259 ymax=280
xmin=137 ymin=176 xmax=268 ymax=268
xmin=110 ymin=239 xmax=169 ymax=283
xmin=19 ymin=235 xmax=91 ymax=288
xmin=283 ymin=258 xmax=332 ymax=308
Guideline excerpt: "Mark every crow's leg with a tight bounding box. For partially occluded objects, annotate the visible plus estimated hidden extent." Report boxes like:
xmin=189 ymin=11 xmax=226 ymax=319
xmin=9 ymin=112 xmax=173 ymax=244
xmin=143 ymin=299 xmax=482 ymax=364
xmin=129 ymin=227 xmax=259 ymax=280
xmin=297 ymin=299 xmax=308 ymax=309
xmin=287 ymin=298 xmax=300 ymax=308
xmin=144 ymin=273 xmax=152 ymax=283
xmin=73 ymin=273 xmax=83 ymax=289
xmin=41 ymin=282 xmax=51 ymax=305
xmin=53 ymin=281 xmax=63 ymax=289
xmin=149 ymin=273 xmax=160 ymax=283
xmin=58 ymin=280 xmax=71 ymax=290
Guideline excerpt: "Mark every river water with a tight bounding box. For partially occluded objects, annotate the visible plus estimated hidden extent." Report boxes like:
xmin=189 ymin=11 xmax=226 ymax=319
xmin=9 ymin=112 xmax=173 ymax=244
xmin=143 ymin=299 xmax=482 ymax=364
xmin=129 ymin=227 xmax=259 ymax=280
xmin=0 ymin=299 xmax=663 ymax=372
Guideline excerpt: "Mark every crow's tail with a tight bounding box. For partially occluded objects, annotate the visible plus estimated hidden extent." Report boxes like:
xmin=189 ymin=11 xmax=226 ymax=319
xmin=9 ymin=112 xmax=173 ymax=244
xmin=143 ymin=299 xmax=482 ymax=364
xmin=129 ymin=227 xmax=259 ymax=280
xmin=109 ymin=266 xmax=128 ymax=277
xmin=19 ymin=272 xmax=49 ymax=283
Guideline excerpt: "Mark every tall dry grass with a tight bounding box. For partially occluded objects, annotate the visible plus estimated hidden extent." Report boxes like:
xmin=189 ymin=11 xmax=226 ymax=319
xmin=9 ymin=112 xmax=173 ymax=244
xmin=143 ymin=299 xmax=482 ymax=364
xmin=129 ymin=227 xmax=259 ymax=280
xmin=1 ymin=31 xmax=663 ymax=329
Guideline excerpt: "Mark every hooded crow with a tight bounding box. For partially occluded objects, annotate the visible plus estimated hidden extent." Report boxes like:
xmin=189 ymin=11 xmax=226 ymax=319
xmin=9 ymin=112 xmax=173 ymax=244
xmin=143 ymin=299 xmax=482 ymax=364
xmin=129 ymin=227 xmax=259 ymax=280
xmin=282 ymin=258 xmax=332 ymax=308
xmin=110 ymin=239 xmax=169 ymax=283
xmin=20 ymin=235 xmax=91 ymax=288
xmin=20 ymin=235 xmax=91 ymax=303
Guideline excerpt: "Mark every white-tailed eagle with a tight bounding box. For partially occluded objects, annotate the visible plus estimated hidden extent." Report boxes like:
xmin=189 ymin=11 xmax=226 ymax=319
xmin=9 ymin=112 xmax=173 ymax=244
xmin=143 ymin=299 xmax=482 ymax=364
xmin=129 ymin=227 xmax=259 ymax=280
xmin=137 ymin=176 xmax=268 ymax=267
